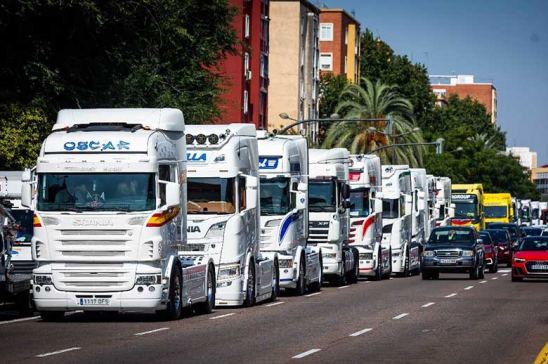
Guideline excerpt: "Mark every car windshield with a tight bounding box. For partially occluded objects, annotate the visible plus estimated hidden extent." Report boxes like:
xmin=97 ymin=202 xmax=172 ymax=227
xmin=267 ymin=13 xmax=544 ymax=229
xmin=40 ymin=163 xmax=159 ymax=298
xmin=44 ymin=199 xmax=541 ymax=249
xmin=519 ymin=238 xmax=548 ymax=251
xmin=428 ymin=229 xmax=475 ymax=244
xmin=187 ymin=177 xmax=236 ymax=214
xmin=382 ymin=198 xmax=399 ymax=219
xmin=479 ymin=233 xmax=493 ymax=244
xmin=487 ymin=224 xmax=518 ymax=239
xmin=260 ymin=177 xmax=290 ymax=216
xmin=453 ymin=201 xmax=478 ymax=219
xmin=10 ymin=209 xmax=34 ymax=242
xmin=523 ymin=228 xmax=542 ymax=237
xmin=37 ymin=173 xmax=156 ymax=212
xmin=484 ymin=229 xmax=509 ymax=243
xmin=349 ymin=188 xmax=370 ymax=217
xmin=309 ymin=180 xmax=336 ymax=212
xmin=485 ymin=206 xmax=507 ymax=218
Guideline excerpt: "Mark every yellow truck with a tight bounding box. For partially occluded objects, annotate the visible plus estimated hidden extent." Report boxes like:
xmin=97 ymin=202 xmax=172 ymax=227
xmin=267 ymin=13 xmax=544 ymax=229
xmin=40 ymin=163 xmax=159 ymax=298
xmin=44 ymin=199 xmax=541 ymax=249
xmin=451 ymin=184 xmax=485 ymax=231
xmin=484 ymin=193 xmax=513 ymax=224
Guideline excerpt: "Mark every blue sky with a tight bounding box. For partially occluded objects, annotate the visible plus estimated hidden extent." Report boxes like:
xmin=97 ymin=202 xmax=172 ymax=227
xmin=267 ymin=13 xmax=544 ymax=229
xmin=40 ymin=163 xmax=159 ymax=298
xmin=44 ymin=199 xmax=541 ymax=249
xmin=324 ymin=0 xmax=548 ymax=164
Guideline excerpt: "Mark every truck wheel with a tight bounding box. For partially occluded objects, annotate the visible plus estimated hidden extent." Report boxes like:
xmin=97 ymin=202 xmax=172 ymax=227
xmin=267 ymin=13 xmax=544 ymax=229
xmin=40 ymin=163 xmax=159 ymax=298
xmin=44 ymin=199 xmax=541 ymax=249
xmin=489 ymin=259 xmax=497 ymax=273
xmin=15 ymin=291 xmax=33 ymax=316
xmin=348 ymin=250 xmax=359 ymax=284
xmin=422 ymin=271 xmax=431 ymax=280
xmin=336 ymin=260 xmax=348 ymax=286
xmin=270 ymin=259 xmax=279 ymax=302
xmin=40 ymin=311 xmax=65 ymax=322
xmin=195 ymin=265 xmax=215 ymax=315
xmin=294 ymin=256 xmax=306 ymax=296
xmin=398 ymin=249 xmax=410 ymax=277
xmin=308 ymin=257 xmax=323 ymax=292
xmin=243 ymin=261 xmax=256 ymax=307
xmin=383 ymin=249 xmax=392 ymax=279
xmin=374 ymin=249 xmax=383 ymax=281
xmin=159 ymin=265 xmax=183 ymax=320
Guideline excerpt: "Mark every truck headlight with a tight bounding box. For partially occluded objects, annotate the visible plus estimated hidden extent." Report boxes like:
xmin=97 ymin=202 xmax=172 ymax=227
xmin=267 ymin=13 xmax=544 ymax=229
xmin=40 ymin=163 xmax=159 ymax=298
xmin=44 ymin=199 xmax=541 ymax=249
xmin=265 ymin=219 xmax=282 ymax=227
xmin=33 ymin=275 xmax=52 ymax=285
xmin=136 ymin=274 xmax=162 ymax=285
xmin=323 ymin=253 xmax=337 ymax=259
xmin=218 ymin=264 xmax=240 ymax=280
xmin=205 ymin=222 xmax=226 ymax=239
xmin=423 ymin=250 xmax=435 ymax=257
xmin=462 ymin=250 xmax=474 ymax=257
xmin=279 ymin=259 xmax=293 ymax=268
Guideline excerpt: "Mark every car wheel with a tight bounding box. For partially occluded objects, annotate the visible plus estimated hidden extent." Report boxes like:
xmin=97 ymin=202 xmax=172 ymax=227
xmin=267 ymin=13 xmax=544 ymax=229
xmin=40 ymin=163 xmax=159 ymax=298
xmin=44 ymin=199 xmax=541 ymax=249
xmin=421 ymin=271 xmax=431 ymax=280
xmin=469 ymin=264 xmax=479 ymax=280
xmin=432 ymin=271 xmax=440 ymax=280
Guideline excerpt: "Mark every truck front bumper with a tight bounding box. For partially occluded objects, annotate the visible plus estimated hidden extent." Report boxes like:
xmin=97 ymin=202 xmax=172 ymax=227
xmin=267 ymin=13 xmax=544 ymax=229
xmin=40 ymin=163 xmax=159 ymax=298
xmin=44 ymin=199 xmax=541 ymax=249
xmin=215 ymin=277 xmax=245 ymax=306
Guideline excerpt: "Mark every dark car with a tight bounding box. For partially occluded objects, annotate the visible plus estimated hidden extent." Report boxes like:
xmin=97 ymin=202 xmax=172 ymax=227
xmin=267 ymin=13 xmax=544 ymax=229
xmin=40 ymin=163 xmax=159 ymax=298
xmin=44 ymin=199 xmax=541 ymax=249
xmin=512 ymin=237 xmax=548 ymax=282
xmin=479 ymin=231 xmax=498 ymax=273
xmin=486 ymin=223 xmax=523 ymax=246
xmin=484 ymin=229 xmax=513 ymax=267
xmin=522 ymin=227 xmax=543 ymax=237
xmin=422 ymin=227 xmax=485 ymax=280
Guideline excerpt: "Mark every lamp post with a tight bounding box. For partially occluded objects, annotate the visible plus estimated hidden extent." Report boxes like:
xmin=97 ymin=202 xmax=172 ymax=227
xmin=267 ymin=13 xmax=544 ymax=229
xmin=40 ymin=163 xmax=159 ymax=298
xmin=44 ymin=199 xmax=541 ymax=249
xmin=368 ymin=138 xmax=446 ymax=156
xmin=368 ymin=126 xmax=422 ymax=163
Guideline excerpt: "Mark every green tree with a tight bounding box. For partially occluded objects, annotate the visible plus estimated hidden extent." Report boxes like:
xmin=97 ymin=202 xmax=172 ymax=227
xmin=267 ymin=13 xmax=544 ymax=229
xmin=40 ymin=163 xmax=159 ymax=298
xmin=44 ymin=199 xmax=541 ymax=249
xmin=319 ymin=73 xmax=349 ymax=118
xmin=322 ymin=77 xmax=425 ymax=167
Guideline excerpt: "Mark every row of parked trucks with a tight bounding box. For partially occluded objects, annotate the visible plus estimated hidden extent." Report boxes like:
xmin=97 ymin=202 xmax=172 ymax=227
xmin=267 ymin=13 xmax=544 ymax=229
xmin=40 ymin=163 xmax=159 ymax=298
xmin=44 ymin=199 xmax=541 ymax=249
xmin=1 ymin=108 xmax=458 ymax=319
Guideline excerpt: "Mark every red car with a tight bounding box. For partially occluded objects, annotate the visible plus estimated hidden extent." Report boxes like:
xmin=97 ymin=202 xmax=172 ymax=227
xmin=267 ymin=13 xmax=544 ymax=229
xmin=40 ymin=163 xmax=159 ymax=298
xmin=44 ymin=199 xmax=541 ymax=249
xmin=479 ymin=231 xmax=498 ymax=273
xmin=484 ymin=229 xmax=513 ymax=267
xmin=512 ymin=237 xmax=548 ymax=282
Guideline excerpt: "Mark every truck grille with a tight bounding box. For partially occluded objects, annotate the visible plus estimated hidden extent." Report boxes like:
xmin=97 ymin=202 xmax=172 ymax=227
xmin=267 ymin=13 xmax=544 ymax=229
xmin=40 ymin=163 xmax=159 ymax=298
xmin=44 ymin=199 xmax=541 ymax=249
xmin=53 ymin=263 xmax=133 ymax=292
xmin=55 ymin=229 xmax=131 ymax=260
xmin=349 ymin=220 xmax=363 ymax=244
xmin=308 ymin=221 xmax=329 ymax=244
xmin=11 ymin=260 xmax=38 ymax=274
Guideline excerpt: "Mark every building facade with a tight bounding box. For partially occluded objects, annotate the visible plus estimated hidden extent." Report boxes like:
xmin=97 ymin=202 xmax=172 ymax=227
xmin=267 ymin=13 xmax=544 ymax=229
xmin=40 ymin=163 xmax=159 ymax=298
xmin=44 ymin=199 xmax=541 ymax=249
xmin=531 ymin=166 xmax=548 ymax=201
xmin=505 ymin=147 xmax=538 ymax=172
xmin=430 ymin=75 xmax=497 ymax=124
xmin=268 ymin=0 xmax=320 ymax=135
xmin=318 ymin=8 xmax=360 ymax=83
xmin=217 ymin=0 xmax=270 ymax=129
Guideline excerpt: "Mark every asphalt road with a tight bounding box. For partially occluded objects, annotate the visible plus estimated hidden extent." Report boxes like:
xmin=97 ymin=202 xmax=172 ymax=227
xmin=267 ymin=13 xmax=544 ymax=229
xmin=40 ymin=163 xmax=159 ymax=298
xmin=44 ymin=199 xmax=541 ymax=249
xmin=1 ymin=269 xmax=546 ymax=364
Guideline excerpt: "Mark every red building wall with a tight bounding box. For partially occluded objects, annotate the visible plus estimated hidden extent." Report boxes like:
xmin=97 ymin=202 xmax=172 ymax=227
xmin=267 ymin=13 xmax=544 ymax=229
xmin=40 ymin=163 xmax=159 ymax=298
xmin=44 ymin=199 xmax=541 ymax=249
xmin=432 ymin=84 xmax=495 ymax=116
xmin=319 ymin=10 xmax=353 ymax=76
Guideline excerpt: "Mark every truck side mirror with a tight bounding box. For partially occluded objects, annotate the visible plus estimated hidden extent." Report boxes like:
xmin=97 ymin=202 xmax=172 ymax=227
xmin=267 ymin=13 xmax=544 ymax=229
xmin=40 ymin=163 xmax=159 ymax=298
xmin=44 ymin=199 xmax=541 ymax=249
xmin=245 ymin=175 xmax=258 ymax=209
xmin=21 ymin=182 xmax=32 ymax=208
xmin=405 ymin=195 xmax=412 ymax=215
xmin=341 ymin=184 xmax=350 ymax=199
xmin=165 ymin=182 xmax=181 ymax=207
xmin=342 ymin=200 xmax=351 ymax=209
xmin=296 ymin=193 xmax=307 ymax=210
xmin=297 ymin=182 xmax=307 ymax=193
xmin=374 ymin=198 xmax=383 ymax=213
xmin=328 ymin=219 xmax=340 ymax=242
xmin=375 ymin=192 xmax=384 ymax=200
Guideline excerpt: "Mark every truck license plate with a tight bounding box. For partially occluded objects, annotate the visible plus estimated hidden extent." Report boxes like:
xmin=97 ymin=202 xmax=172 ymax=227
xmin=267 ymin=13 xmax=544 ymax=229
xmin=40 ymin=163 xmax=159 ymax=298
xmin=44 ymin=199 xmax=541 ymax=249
xmin=531 ymin=264 xmax=548 ymax=270
xmin=78 ymin=298 xmax=110 ymax=306
xmin=440 ymin=259 xmax=457 ymax=264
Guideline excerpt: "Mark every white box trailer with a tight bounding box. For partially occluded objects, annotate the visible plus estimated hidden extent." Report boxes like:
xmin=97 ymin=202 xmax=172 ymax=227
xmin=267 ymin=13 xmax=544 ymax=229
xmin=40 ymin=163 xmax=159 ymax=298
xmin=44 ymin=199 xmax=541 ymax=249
xmin=25 ymin=108 xmax=215 ymax=321
xmin=183 ymin=124 xmax=278 ymax=306
xmin=381 ymin=165 xmax=419 ymax=276
xmin=348 ymin=154 xmax=390 ymax=280
xmin=308 ymin=148 xmax=358 ymax=285
xmin=257 ymin=132 xmax=322 ymax=294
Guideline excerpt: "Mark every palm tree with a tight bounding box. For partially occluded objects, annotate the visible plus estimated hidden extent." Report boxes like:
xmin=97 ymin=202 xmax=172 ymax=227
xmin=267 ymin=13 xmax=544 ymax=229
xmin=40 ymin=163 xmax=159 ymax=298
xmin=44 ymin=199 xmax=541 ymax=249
xmin=322 ymin=77 xmax=425 ymax=166
xmin=466 ymin=133 xmax=496 ymax=150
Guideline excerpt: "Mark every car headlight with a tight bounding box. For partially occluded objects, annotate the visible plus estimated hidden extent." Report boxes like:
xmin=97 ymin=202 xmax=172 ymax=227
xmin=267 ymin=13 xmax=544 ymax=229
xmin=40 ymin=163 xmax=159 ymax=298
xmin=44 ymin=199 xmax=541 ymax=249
xmin=323 ymin=253 xmax=337 ymax=259
xmin=205 ymin=222 xmax=226 ymax=239
xmin=135 ymin=274 xmax=161 ymax=285
xmin=279 ymin=259 xmax=293 ymax=268
xmin=462 ymin=250 xmax=474 ymax=257
xmin=33 ymin=275 xmax=52 ymax=285
xmin=513 ymin=257 xmax=526 ymax=263
xmin=218 ymin=264 xmax=240 ymax=280
xmin=423 ymin=250 xmax=435 ymax=257
xmin=265 ymin=219 xmax=282 ymax=227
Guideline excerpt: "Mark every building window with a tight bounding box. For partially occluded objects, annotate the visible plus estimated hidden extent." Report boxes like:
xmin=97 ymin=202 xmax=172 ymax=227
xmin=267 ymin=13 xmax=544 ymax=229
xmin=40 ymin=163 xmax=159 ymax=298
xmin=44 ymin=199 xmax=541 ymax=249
xmin=245 ymin=14 xmax=250 ymax=38
xmin=260 ymin=53 xmax=268 ymax=78
xmin=319 ymin=23 xmax=333 ymax=41
xmin=344 ymin=56 xmax=348 ymax=73
xmin=319 ymin=53 xmax=333 ymax=71
xmin=345 ymin=28 xmax=348 ymax=44
xmin=243 ymin=90 xmax=249 ymax=115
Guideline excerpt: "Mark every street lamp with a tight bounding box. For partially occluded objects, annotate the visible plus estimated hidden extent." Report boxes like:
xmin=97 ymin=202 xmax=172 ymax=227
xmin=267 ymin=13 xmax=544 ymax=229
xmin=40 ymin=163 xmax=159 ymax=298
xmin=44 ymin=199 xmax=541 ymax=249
xmin=367 ymin=126 xmax=422 ymax=163
xmin=368 ymin=138 xmax=445 ymax=155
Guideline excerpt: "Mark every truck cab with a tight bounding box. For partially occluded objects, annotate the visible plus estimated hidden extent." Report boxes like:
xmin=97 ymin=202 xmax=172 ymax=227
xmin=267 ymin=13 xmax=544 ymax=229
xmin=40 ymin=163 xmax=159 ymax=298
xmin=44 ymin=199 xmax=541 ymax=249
xmin=451 ymin=184 xmax=485 ymax=231
xmin=434 ymin=176 xmax=453 ymax=227
xmin=348 ymin=154 xmax=389 ymax=280
xmin=410 ymin=168 xmax=428 ymax=249
xmin=519 ymin=199 xmax=532 ymax=227
xmin=257 ymin=132 xmax=322 ymax=294
xmin=26 ymin=108 xmax=215 ymax=321
xmin=183 ymin=124 xmax=278 ymax=306
xmin=484 ymin=193 xmax=513 ymax=225
xmin=381 ymin=165 xmax=419 ymax=277
xmin=308 ymin=148 xmax=358 ymax=285
xmin=531 ymin=201 xmax=540 ymax=226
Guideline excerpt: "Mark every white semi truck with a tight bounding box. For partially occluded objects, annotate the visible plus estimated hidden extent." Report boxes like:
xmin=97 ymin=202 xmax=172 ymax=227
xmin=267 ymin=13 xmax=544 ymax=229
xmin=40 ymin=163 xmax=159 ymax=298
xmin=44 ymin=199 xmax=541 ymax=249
xmin=520 ymin=199 xmax=532 ymax=227
xmin=531 ymin=201 xmax=540 ymax=226
xmin=425 ymin=174 xmax=437 ymax=240
xmin=308 ymin=149 xmax=358 ymax=285
xmin=24 ymin=108 xmax=216 ymax=321
xmin=183 ymin=124 xmax=278 ymax=306
xmin=348 ymin=154 xmax=389 ymax=280
xmin=382 ymin=165 xmax=419 ymax=277
xmin=434 ymin=176 xmax=453 ymax=227
xmin=410 ymin=168 xmax=428 ymax=248
xmin=257 ymin=132 xmax=322 ymax=294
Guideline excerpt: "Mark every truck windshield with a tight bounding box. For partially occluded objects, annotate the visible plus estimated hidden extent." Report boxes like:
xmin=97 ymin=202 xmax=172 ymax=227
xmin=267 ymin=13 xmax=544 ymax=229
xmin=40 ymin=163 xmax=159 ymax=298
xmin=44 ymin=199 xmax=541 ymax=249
xmin=10 ymin=209 xmax=34 ymax=242
xmin=350 ymin=188 xmax=370 ymax=217
xmin=532 ymin=208 xmax=539 ymax=219
xmin=454 ymin=201 xmax=478 ymax=219
xmin=382 ymin=198 xmax=399 ymax=219
xmin=37 ymin=173 xmax=155 ymax=212
xmin=309 ymin=180 xmax=336 ymax=212
xmin=260 ymin=177 xmax=290 ymax=216
xmin=485 ymin=206 xmax=507 ymax=218
xmin=521 ymin=207 xmax=530 ymax=221
xmin=187 ymin=177 xmax=235 ymax=214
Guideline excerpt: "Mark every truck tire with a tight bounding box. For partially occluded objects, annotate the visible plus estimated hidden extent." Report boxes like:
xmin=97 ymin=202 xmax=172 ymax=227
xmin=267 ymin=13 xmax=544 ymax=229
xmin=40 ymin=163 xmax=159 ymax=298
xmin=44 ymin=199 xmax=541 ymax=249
xmin=308 ymin=256 xmax=323 ymax=292
xmin=336 ymin=259 xmax=348 ymax=286
xmin=158 ymin=265 xmax=183 ymax=320
xmin=195 ymin=265 xmax=215 ymax=315
xmin=40 ymin=311 xmax=65 ymax=322
xmin=269 ymin=259 xmax=279 ymax=302
xmin=347 ymin=249 xmax=359 ymax=284
xmin=15 ymin=291 xmax=33 ymax=316
xmin=422 ymin=270 xmax=431 ymax=280
xmin=243 ymin=260 xmax=256 ymax=307
xmin=373 ymin=249 xmax=382 ymax=281
xmin=294 ymin=256 xmax=306 ymax=296
xmin=383 ymin=249 xmax=392 ymax=279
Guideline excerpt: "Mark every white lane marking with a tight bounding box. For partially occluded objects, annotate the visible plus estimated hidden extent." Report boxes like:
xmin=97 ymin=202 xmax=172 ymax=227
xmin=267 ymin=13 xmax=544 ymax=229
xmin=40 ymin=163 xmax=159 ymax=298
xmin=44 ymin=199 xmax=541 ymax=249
xmin=36 ymin=347 xmax=81 ymax=358
xmin=305 ymin=292 xmax=322 ymax=297
xmin=464 ymin=286 xmax=474 ymax=290
xmin=209 ymin=313 xmax=235 ymax=320
xmin=445 ymin=293 xmax=457 ymax=298
xmin=501 ymin=273 xmax=508 ymax=277
xmin=0 ymin=316 xmax=39 ymax=325
xmin=479 ymin=280 xmax=488 ymax=284
xmin=365 ymin=281 xmax=371 ymax=283
xmin=499 ymin=269 xmax=511 ymax=273
xmin=134 ymin=327 xmax=169 ymax=336
xmin=389 ymin=278 xmax=393 ymax=280
xmin=337 ymin=285 xmax=349 ymax=289
xmin=421 ymin=302 xmax=436 ymax=308
xmin=349 ymin=328 xmax=373 ymax=337
xmin=491 ymin=277 xmax=498 ymax=280
xmin=292 ymin=348 xmax=321 ymax=359
xmin=265 ymin=301 xmax=285 ymax=307
xmin=392 ymin=313 xmax=409 ymax=320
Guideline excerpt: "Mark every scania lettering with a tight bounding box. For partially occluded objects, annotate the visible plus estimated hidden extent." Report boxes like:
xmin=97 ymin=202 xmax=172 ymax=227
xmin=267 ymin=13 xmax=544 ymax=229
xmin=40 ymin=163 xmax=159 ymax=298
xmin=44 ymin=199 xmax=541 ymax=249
xmin=451 ymin=184 xmax=485 ymax=231
xmin=183 ymin=124 xmax=278 ymax=306
xmin=257 ymin=132 xmax=322 ymax=294
xmin=382 ymin=165 xmax=418 ymax=277
xmin=348 ymin=155 xmax=389 ymax=280
xmin=24 ymin=108 xmax=215 ymax=321
xmin=308 ymin=149 xmax=359 ymax=285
